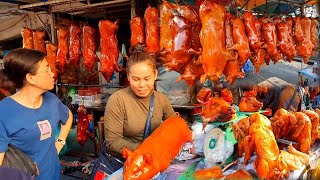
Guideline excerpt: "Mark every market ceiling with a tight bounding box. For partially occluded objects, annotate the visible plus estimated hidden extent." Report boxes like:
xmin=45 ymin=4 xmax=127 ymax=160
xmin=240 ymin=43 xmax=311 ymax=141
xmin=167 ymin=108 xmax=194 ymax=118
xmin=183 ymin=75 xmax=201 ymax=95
xmin=0 ymin=0 xmax=134 ymax=21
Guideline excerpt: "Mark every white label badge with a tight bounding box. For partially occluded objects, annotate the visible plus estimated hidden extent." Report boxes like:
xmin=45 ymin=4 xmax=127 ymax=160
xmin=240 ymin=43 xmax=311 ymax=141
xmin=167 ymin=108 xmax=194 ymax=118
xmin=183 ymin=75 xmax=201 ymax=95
xmin=37 ymin=120 xmax=52 ymax=140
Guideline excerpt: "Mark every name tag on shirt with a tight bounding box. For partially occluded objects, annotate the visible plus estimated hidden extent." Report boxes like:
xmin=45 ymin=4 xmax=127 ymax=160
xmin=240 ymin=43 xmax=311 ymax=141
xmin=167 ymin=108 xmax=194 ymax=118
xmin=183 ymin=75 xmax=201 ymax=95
xmin=37 ymin=120 xmax=52 ymax=140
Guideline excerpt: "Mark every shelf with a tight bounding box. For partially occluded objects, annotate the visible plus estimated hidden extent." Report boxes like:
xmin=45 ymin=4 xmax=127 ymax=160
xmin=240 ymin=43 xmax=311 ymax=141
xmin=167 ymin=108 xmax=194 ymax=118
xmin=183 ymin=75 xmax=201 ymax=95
xmin=172 ymin=105 xmax=196 ymax=109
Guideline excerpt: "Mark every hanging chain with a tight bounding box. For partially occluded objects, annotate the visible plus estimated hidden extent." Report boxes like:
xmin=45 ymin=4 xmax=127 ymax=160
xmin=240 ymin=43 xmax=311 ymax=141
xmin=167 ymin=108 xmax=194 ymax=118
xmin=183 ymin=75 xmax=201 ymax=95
xmin=24 ymin=15 xmax=28 ymax=28
xmin=34 ymin=12 xmax=37 ymax=29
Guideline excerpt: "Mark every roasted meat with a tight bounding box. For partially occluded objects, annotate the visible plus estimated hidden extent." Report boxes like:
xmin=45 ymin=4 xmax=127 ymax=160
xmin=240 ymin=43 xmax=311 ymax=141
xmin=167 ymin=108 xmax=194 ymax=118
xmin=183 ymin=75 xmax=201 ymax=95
xmin=243 ymin=11 xmax=263 ymax=51
xmin=223 ymin=13 xmax=244 ymax=84
xmin=83 ymin=25 xmax=98 ymax=72
xmin=291 ymin=112 xmax=312 ymax=153
xmin=144 ymin=5 xmax=160 ymax=55
xmin=310 ymin=18 xmax=319 ymax=55
xmin=295 ymin=17 xmax=314 ymax=63
xmin=177 ymin=60 xmax=204 ymax=87
xmin=163 ymin=11 xmax=200 ymax=73
xmin=201 ymin=97 xmax=235 ymax=130
xmin=21 ymin=27 xmax=34 ymax=49
xmin=239 ymin=96 xmax=263 ymax=112
xmin=244 ymin=114 xmax=289 ymax=180
xmin=99 ymin=20 xmax=120 ymax=82
xmin=69 ymin=24 xmax=82 ymax=66
xmin=301 ymin=110 xmax=319 ymax=146
xmin=198 ymin=1 xmax=235 ymax=84
xmin=227 ymin=16 xmax=251 ymax=66
xmin=285 ymin=17 xmax=297 ymax=62
xmin=122 ymin=116 xmax=192 ymax=180
xmin=159 ymin=1 xmax=177 ymax=61
xmin=262 ymin=19 xmax=282 ymax=64
xmin=46 ymin=43 xmax=58 ymax=80
xmin=56 ymin=27 xmax=69 ymax=72
xmin=33 ymin=30 xmax=46 ymax=53
xmin=130 ymin=17 xmax=145 ymax=47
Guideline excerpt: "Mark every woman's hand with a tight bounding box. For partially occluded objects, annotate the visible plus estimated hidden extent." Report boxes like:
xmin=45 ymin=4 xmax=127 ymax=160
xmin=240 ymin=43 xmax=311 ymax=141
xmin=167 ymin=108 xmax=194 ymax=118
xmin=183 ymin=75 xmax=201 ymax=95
xmin=55 ymin=141 xmax=64 ymax=154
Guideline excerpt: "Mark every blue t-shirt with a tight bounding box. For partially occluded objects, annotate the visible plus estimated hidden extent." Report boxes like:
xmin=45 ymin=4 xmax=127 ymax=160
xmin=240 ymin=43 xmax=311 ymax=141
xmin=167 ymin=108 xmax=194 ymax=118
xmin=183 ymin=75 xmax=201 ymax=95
xmin=0 ymin=92 xmax=69 ymax=180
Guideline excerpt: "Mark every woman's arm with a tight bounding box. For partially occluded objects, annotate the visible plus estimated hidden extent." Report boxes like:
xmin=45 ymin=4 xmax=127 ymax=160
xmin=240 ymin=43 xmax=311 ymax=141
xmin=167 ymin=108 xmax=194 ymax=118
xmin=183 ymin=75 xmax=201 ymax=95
xmin=162 ymin=94 xmax=176 ymax=119
xmin=104 ymin=94 xmax=139 ymax=155
xmin=0 ymin=152 xmax=4 ymax=165
xmin=55 ymin=110 xmax=73 ymax=154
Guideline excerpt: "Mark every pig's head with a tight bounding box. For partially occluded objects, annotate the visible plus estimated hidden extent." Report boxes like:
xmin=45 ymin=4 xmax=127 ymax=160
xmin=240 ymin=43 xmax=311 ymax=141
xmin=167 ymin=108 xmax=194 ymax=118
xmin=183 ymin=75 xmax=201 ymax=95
xmin=122 ymin=148 xmax=158 ymax=180
xmin=201 ymin=97 xmax=236 ymax=124
xmin=239 ymin=96 xmax=263 ymax=112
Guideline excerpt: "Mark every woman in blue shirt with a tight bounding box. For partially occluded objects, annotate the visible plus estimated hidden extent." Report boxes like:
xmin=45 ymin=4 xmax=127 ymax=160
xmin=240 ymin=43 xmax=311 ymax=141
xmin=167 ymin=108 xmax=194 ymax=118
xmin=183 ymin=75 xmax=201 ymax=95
xmin=0 ymin=48 xmax=73 ymax=180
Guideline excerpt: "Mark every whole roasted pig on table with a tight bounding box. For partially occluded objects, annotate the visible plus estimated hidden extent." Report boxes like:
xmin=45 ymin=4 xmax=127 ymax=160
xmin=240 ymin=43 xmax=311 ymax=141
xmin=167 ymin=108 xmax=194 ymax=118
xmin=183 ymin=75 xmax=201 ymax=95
xmin=122 ymin=116 xmax=192 ymax=180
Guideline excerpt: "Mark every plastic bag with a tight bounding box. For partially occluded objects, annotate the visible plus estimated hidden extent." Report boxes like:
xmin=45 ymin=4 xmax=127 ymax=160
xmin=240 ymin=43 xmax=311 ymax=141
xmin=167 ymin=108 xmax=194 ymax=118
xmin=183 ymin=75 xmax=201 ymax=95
xmin=191 ymin=121 xmax=215 ymax=155
xmin=203 ymin=128 xmax=234 ymax=168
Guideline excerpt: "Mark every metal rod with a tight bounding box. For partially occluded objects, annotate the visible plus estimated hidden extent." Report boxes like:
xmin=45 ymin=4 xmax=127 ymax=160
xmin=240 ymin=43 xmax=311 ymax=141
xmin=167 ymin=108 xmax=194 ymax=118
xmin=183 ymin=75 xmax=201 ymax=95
xmin=18 ymin=0 xmax=83 ymax=10
xmin=51 ymin=1 xmax=130 ymax=13
xmin=268 ymin=0 xmax=306 ymax=6
xmin=56 ymin=83 xmax=126 ymax=88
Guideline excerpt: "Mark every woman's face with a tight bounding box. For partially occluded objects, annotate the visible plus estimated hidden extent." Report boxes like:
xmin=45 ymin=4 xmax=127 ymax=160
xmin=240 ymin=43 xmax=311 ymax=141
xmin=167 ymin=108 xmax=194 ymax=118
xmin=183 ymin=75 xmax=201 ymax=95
xmin=128 ymin=62 xmax=157 ymax=97
xmin=30 ymin=58 xmax=55 ymax=90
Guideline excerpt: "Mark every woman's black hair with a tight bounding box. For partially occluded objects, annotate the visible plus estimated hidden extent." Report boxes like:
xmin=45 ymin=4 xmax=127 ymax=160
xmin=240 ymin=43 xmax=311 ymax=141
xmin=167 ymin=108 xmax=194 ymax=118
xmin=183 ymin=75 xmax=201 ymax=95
xmin=3 ymin=48 xmax=46 ymax=88
xmin=126 ymin=43 xmax=156 ymax=73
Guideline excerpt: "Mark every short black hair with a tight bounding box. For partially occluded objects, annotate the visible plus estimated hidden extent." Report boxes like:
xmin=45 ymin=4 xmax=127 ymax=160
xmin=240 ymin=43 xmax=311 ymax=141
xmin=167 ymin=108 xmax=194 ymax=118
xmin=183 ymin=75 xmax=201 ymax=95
xmin=3 ymin=48 xmax=46 ymax=88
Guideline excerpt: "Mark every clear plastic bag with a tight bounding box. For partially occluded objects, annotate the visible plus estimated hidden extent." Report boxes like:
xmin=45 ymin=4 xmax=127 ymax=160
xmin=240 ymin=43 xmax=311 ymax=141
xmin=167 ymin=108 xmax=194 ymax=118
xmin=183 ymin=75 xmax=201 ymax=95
xmin=203 ymin=128 xmax=234 ymax=168
xmin=191 ymin=121 xmax=215 ymax=155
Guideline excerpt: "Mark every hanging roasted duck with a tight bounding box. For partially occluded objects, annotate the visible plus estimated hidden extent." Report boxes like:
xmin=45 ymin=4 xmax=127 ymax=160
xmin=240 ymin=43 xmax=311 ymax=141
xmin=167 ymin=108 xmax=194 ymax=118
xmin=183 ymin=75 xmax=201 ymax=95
xmin=130 ymin=17 xmax=145 ymax=47
xmin=291 ymin=112 xmax=312 ymax=153
xmin=56 ymin=27 xmax=69 ymax=73
xmin=243 ymin=11 xmax=263 ymax=51
xmin=83 ymin=25 xmax=98 ymax=72
xmin=33 ymin=30 xmax=46 ymax=53
xmin=159 ymin=1 xmax=177 ymax=63
xmin=21 ymin=27 xmax=34 ymax=49
xmin=285 ymin=17 xmax=297 ymax=62
xmin=310 ymin=18 xmax=319 ymax=55
xmin=163 ymin=11 xmax=201 ymax=73
xmin=177 ymin=4 xmax=202 ymax=53
xmin=175 ymin=4 xmax=203 ymax=87
xmin=270 ymin=109 xmax=297 ymax=140
xmin=295 ymin=17 xmax=314 ymax=63
xmin=99 ymin=20 xmax=120 ymax=82
xmin=259 ymin=17 xmax=272 ymax=65
xmin=262 ymin=18 xmax=282 ymax=64
xmin=69 ymin=24 xmax=82 ymax=66
xmin=223 ymin=12 xmax=244 ymax=85
xmin=250 ymin=18 xmax=267 ymax=72
xmin=76 ymin=105 xmax=93 ymax=146
xmin=293 ymin=16 xmax=304 ymax=43
xmin=275 ymin=19 xmax=292 ymax=61
xmin=302 ymin=110 xmax=319 ymax=145
xmin=198 ymin=1 xmax=235 ymax=84
xmin=243 ymin=114 xmax=289 ymax=180
xmin=144 ymin=5 xmax=160 ymax=55
xmin=46 ymin=43 xmax=58 ymax=80
xmin=177 ymin=60 xmax=204 ymax=87
xmin=232 ymin=117 xmax=250 ymax=156
xmin=226 ymin=15 xmax=251 ymax=66
xmin=122 ymin=116 xmax=192 ymax=180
